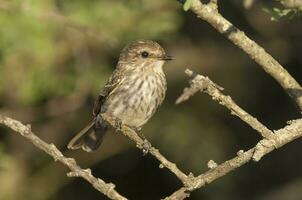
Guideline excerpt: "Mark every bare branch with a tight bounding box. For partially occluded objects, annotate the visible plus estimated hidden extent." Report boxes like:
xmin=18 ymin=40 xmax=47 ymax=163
xmin=185 ymin=0 xmax=302 ymax=110
xmin=164 ymin=119 xmax=302 ymax=200
xmin=0 ymin=115 xmax=127 ymax=200
xmin=100 ymin=114 xmax=191 ymax=186
xmin=1 ymin=74 xmax=301 ymax=200
xmin=176 ymin=69 xmax=275 ymax=139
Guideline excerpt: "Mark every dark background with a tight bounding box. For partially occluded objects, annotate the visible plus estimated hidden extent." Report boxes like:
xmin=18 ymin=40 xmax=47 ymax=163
xmin=0 ymin=0 xmax=301 ymax=199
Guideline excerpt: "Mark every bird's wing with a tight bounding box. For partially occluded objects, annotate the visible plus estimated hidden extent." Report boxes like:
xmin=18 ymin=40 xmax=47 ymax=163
xmin=93 ymin=69 xmax=123 ymax=116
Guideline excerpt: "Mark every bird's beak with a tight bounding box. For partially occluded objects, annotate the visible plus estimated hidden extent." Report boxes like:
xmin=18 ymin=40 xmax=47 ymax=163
xmin=161 ymin=55 xmax=174 ymax=61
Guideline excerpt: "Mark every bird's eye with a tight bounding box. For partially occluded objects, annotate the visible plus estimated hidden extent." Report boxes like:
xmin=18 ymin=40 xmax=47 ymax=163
xmin=141 ymin=51 xmax=149 ymax=58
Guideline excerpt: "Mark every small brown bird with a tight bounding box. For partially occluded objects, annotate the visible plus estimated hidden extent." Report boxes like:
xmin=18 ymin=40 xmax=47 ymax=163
xmin=68 ymin=40 xmax=172 ymax=152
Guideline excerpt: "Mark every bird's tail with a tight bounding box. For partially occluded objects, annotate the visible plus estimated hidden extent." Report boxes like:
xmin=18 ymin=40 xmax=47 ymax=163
xmin=68 ymin=117 xmax=108 ymax=152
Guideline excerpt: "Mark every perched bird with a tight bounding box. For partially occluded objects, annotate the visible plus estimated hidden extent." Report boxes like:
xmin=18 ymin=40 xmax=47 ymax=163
xmin=68 ymin=40 xmax=172 ymax=152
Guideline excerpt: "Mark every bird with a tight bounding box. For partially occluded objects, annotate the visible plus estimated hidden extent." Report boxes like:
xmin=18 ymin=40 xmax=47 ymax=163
xmin=68 ymin=40 xmax=172 ymax=152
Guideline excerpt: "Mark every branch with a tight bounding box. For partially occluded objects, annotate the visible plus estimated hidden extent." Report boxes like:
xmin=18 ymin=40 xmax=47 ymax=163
xmin=181 ymin=0 xmax=302 ymax=110
xmin=176 ymin=69 xmax=275 ymax=139
xmin=167 ymin=69 xmax=302 ymax=199
xmin=0 ymin=115 xmax=127 ymax=200
xmin=100 ymin=114 xmax=192 ymax=186
xmin=164 ymin=119 xmax=302 ymax=200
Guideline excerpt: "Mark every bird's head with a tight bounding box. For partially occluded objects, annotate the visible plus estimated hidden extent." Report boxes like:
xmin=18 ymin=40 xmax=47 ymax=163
xmin=118 ymin=40 xmax=172 ymax=71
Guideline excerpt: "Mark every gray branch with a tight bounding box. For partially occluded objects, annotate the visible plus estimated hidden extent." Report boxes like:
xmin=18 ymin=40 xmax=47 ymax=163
xmin=186 ymin=0 xmax=302 ymax=110
xmin=0 ymin=115 xmax=127 ymax=200
xmin=164 ymin=118 xmax=302 ymax=200
xmin=100 ymin=114 xmax=190 ymax=185
xmin=176 ymin=69 xmax=275 ymax=139
xmin=164 ymin=68 xmax=302 ymax=199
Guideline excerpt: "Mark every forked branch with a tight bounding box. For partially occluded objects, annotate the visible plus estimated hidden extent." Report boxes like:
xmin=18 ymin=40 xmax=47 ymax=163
xmin=176 ymin=69 xmax=275 ymax=139
xmin=162 ymin=69 xmax=302 ymax=199
xmin=164 ymin=118 xmax=302 ymax=200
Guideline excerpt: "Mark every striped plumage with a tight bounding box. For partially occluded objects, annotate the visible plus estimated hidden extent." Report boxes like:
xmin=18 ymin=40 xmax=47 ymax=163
xmin=68 ymin=40 xmax=171 ymax=152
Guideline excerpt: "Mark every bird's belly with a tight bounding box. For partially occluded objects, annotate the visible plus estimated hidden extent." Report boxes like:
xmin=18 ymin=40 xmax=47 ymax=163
xmin=104 ymin=75 xmax=166 ymax=128
xmin=113 ymin=102 xmax=151 ymax=128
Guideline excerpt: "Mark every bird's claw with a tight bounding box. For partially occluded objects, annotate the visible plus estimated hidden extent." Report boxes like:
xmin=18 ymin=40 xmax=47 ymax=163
xmin=142 ymin=139 xmax=151 ymax=156
xmin=114 ymin=122 xmax=150 ymax=155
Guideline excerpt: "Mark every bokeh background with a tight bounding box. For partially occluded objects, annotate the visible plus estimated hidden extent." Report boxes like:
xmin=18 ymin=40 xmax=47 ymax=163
xmin=0 ymin=0 xmax=302 ymax=199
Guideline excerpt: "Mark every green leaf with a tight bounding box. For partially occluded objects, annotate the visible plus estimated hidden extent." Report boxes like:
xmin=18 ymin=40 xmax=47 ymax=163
xmin=183 ymin=0 xmax=193 ymax=11
xmin=263 ymin=5 xmax=302 ymax=21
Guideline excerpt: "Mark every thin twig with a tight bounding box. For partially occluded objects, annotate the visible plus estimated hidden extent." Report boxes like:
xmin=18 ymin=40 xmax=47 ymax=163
xmin=164 ymin=119 xmax=302 ymax=200
xmin=176 ymin=69 xmax=275 ymax=139
xmin=0 ymin=115 xmax=127 ymax=200
xmin=182 ymin=0 xmax=302 ymax=110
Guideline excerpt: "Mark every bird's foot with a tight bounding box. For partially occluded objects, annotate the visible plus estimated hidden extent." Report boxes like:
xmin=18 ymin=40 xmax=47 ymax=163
xmin=129 ymin=128 xmax=150 ymax=155
xmin=115 ymin=123 xmax=150 ymax=155
xmin=134 ymin=128 xmax=145 ymax=139
xmin=142 ymin=139 xmax=151 ymax=156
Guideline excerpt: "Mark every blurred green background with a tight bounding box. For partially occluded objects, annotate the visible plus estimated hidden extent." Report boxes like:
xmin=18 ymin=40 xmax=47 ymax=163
xmin=0 ymin=0 xmax=302 ymax=199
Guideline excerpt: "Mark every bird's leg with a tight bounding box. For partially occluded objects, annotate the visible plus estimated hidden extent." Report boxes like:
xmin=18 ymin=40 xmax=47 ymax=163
xmin=131 ymin=127 xmax=144 ymax=139
xmin=142 ymin=139 xmax=151 ymax=156
xmin=114 ymin=120 xmax=151 ymax=155
xmin=131 ymin=127 xmax=151 ymax=155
